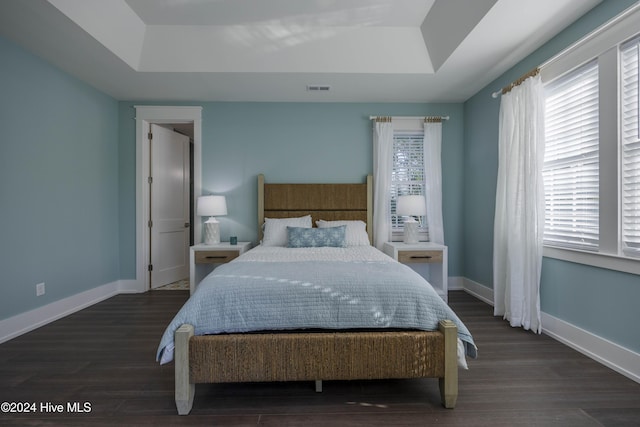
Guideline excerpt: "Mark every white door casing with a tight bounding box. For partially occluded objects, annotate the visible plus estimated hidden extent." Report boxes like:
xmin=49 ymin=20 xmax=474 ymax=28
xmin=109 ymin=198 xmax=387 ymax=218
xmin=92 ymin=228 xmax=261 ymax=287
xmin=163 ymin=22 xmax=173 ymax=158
xmin=150 ymin=124 xmax=190 ymax=289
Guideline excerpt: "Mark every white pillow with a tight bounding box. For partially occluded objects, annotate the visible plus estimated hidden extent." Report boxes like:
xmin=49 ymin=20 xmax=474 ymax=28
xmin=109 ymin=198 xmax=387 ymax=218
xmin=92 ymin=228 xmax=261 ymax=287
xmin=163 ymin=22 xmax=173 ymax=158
xmin=262 ymin=215 xmax=312 ymax=246
xmin=316 ymin=220 xmax=370 ymax=246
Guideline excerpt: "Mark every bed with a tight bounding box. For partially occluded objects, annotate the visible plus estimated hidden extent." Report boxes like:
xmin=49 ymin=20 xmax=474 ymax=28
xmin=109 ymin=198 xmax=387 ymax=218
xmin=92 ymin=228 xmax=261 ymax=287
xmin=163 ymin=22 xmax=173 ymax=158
xmin=157 ymin=174 xmax=476 ymax=415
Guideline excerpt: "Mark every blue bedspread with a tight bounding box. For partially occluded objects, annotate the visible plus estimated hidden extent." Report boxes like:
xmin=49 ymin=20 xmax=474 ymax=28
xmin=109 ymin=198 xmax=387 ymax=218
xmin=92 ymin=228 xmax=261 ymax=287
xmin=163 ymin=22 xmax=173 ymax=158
xmin=157 ymin=260 xmax=476 ymax=364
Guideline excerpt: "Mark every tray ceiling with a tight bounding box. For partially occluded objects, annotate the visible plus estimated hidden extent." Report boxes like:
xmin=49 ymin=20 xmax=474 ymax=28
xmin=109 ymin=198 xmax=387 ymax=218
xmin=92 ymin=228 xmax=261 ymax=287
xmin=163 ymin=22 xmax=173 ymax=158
xmin=0 ymin=0 xmax=601 ymax=102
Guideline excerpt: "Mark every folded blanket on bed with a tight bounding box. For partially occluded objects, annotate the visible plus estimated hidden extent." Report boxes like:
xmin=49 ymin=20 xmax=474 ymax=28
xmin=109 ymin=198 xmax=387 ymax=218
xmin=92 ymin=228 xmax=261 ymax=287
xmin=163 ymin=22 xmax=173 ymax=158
xmin=157 ymin=255 xmax=476 ymax=365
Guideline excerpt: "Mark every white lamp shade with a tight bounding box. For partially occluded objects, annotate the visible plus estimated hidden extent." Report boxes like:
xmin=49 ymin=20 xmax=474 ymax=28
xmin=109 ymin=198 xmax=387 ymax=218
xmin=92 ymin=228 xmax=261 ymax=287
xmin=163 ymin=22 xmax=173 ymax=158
xmin=197 ymin=195 xmax=227 ymax=217
xmin=396 ymin=195 xmax=426 ymax=217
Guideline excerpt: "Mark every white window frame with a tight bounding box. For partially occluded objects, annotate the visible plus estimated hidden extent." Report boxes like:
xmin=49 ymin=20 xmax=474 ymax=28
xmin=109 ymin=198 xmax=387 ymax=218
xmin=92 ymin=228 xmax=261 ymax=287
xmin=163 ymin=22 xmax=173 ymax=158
xmin=543 ymin=60 xmax=600 ymax=252
xmin=620 ymin=36 xmax=640 ymax=257
xmin=390 ymin=118 xmax=428 ymax=242
xmin=540 ymin=4 xmax=640 ymax=276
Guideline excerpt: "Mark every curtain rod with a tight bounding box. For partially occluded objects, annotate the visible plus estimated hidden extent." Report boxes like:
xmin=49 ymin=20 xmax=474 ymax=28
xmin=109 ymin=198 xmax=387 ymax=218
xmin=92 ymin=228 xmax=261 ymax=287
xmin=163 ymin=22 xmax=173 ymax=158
xmin=490 ymin=1 xmax=640 ymax=99
xmin=369 ymin=115 xmax=449 ymax=121
xmin=491 ymin=68 xmax=540 ymax=98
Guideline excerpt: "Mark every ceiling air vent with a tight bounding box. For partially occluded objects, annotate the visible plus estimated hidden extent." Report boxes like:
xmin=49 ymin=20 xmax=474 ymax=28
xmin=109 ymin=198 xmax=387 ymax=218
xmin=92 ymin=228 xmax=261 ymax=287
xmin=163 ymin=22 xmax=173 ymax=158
xmin=306 ymin=85 xmax=331 ymax=92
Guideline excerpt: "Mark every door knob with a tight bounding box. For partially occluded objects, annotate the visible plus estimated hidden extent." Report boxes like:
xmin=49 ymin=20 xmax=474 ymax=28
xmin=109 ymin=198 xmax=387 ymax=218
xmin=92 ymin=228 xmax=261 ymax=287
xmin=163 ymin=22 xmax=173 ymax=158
xmin=185 ymin=222 xmax=190 ymax=228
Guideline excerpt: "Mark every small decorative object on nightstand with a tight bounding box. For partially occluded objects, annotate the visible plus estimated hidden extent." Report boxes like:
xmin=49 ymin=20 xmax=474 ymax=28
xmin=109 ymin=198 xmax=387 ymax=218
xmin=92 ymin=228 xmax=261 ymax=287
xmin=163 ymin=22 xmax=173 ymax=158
xmin=197 ymin=195 xmax=227 ymax=245
xmin=189 ymin=242 xmax=251 ymax=294
xmin=383 ymin=241 xmax=448 ymax=302
xmin=396 ymin=195 xmax=426 ymax=244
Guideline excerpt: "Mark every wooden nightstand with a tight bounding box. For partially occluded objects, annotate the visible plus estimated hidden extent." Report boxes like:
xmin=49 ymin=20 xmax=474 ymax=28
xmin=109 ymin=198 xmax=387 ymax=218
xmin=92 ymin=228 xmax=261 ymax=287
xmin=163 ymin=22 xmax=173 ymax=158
xmin=383 ymin=242 xmax=448 ymax=302
xmin=189 ymin=242 xmax=251 ymax=294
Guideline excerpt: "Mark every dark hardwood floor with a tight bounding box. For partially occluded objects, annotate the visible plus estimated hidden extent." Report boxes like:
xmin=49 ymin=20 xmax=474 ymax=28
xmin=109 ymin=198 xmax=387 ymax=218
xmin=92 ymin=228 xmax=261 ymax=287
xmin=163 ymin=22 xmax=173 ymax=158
xmin=1 ymin=291 xmax=638 ymax=426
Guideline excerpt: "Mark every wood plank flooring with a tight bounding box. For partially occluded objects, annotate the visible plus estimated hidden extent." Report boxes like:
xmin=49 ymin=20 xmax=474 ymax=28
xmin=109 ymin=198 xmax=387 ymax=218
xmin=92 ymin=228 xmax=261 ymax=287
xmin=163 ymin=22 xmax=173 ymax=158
xmin=1 ymin=291 xmax=639 ymax=426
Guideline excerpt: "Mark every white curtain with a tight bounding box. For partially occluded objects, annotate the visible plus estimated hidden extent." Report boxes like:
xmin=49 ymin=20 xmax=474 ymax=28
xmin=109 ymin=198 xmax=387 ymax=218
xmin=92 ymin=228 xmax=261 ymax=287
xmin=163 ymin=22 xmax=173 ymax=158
xmin=493 ymin=74 xmax=545 ymax=333
xmin=424 ymin=121 xmax=444 ymax=244
xmin=373 ymin=120 xmax=394 ymax=250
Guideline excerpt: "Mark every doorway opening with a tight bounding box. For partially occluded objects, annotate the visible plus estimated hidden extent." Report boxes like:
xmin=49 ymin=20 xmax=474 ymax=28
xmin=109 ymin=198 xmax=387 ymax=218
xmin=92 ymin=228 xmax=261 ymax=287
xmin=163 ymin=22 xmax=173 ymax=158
xmin=134 ymin=106 xmax=202 ymax=292
xmin=148 ymin=124 xmax=192 ymax=290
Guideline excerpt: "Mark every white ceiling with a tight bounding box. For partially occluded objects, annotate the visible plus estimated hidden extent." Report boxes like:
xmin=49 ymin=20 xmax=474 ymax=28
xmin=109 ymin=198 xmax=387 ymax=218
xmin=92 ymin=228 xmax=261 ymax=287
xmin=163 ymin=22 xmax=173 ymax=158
xmin=0 ymin=0 xmax=601 ymax=102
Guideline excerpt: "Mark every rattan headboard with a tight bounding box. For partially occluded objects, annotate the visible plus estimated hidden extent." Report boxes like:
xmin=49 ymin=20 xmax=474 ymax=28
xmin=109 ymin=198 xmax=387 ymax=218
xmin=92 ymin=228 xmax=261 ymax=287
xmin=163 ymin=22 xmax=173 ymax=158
xmin=258 ymin=174 xmax=373 ymax=244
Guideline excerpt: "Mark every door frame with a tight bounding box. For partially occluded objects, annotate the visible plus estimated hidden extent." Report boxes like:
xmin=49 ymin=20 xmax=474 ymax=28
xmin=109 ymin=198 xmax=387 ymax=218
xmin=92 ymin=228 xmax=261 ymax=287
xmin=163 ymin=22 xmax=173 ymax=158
xmin=134 ymin=106 xmax=202 ymax=292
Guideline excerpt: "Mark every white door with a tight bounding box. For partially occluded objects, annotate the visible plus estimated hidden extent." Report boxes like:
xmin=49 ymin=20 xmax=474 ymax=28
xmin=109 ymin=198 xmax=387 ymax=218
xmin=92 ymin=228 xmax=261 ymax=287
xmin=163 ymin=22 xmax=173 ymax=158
xmin=150 ymin=124 xmax=190 ymax=289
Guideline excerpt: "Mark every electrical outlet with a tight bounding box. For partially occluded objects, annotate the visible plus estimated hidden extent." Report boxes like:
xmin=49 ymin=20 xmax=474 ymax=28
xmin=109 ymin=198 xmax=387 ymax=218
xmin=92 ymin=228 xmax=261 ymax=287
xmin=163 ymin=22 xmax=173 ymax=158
xmin=36 ymin=282 xmax=45 ymax=296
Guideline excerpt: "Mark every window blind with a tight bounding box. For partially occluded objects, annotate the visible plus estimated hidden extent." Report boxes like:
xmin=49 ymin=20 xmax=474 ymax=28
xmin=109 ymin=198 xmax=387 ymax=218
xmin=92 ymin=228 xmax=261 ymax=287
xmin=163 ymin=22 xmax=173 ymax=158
xmin=543 ymin=60 xmax=600 ymax=250
xmin=391 ymin=131 xmax=427 ymax=236
xmin=621 ymin=37 xmax=640 ymax=256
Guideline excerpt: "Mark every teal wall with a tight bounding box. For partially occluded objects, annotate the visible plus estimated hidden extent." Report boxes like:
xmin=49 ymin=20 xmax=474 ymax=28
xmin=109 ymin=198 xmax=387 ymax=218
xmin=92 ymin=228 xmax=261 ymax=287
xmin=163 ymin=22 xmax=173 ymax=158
xmin=0 ymin=35 xmax=120 ymax=320
xmin=463 ymin=0 xmax=640 ymax=353
xmin=118 ymin=102 xmax=465 ymax=279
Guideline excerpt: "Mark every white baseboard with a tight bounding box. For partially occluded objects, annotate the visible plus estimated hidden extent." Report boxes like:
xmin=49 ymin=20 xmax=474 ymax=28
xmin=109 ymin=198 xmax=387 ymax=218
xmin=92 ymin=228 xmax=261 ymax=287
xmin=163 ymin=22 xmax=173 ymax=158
xmin=541 ymin=312 xmax=640 ymax=383
xmin=461 ymin=277 xmax=494 ymax=305
xmin=460 ymin=278 xmax=640 ymax=384
xmin=118 ymin=279 xmax=145 ymax=293
xmin=448 ymin=276 xmax=465 ymax=291
xmin=0 ymin=280 xmax=141 ymax=344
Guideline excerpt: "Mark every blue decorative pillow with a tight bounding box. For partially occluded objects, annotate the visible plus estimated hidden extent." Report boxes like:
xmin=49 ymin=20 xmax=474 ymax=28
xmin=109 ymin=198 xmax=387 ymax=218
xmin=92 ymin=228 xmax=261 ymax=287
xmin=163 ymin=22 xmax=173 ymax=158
xmin=287 ymin=225 xmax=347 ymax=248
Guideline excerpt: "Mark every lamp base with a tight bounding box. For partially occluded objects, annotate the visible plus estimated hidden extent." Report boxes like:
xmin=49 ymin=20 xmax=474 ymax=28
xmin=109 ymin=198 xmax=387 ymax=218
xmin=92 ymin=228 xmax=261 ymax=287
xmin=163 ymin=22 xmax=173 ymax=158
xmin=203 ymin=222 xmax=220 ymax=245
xmin=403 ymin=221 xmax=419 ymax=244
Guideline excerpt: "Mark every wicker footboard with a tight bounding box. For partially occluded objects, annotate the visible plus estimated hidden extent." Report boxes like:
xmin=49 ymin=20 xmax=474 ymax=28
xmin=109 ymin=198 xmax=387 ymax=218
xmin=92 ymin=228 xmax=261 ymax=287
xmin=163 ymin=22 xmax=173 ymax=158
xmin=175 ymin=320 xmax=458 ymax=415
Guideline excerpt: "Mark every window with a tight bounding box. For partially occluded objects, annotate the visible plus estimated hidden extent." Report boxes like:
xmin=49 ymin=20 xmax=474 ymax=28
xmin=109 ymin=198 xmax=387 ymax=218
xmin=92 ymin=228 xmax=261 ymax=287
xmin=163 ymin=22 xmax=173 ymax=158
xmin=390 ymin=131 xmax=428 ymax=238
xmin=541 ymin=27 xmax=640 ymax=268
xmin=621 ymin=37 xmax=640 ymax=256
xmin=543 ymin=61 xmax=599 ymax=251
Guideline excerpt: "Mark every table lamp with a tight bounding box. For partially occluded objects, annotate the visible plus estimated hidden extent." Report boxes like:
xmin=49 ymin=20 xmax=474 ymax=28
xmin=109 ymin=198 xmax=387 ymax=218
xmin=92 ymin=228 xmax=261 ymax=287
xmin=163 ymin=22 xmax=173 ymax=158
xmin=197 ymin=195 xmax=227 ymax=245
xmin=396 ymin=195 xmax=426 ymax=244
